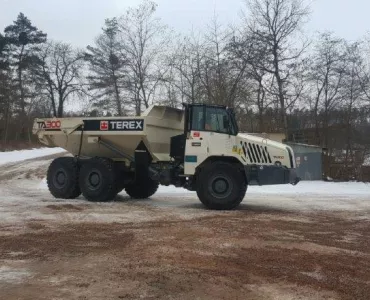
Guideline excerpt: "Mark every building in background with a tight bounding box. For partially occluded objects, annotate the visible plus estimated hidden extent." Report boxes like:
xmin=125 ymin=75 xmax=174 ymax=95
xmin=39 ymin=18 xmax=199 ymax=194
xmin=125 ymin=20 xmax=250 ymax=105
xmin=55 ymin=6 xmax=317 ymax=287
xmin=248 ymin=132 xmax=323 ymax=181
xmin=286 ymin=142 xmax=323 ymax=181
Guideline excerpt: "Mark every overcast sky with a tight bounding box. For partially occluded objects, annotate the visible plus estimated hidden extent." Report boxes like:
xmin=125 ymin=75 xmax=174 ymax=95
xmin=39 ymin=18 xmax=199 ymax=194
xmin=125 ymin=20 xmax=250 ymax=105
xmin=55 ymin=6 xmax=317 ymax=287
xmin=0 ymin=0 xmax=369 ymax=47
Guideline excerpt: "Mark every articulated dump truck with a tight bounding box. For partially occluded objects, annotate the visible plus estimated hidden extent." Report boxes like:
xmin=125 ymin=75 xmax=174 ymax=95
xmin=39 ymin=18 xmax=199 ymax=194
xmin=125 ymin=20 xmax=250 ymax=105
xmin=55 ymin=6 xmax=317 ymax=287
xmin=33 ymin=103 xmax=300 ymax=210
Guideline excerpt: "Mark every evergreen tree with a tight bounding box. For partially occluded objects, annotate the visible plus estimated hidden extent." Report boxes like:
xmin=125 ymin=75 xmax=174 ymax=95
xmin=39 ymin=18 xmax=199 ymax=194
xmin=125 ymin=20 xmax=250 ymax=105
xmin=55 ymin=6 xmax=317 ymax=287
xmin=85 ymin=18 xmax=128 ymax=116
xmin=0 ymin=33 xmax=13 ymax=142
xmin=4 ymin=13 xmax=46 ymax=121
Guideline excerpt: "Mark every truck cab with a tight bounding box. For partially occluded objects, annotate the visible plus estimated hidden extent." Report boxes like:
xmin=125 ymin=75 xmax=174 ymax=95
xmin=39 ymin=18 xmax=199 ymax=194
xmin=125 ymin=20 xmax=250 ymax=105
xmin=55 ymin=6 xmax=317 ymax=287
xmin=169 ymin=103 xmax=299 ymax=188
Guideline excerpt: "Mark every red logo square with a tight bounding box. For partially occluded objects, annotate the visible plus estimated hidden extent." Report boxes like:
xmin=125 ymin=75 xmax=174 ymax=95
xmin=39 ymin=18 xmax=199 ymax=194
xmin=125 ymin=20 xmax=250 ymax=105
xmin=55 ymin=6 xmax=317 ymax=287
xmin=100 ymin=121 xmax=109 ymax=131
xmin=193 ymin=131 xmax=200 ymax=137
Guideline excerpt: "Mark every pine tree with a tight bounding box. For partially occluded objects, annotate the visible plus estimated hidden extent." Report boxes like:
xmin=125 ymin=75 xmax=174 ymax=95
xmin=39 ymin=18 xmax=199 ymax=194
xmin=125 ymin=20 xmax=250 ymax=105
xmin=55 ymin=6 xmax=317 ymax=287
xmin=85 ymin=18 xmax=128 ymax=116
xmin=4 ymin=13 xmax=46 ymax=139
xmin=0 ymin=33 xmax=13 ymax=142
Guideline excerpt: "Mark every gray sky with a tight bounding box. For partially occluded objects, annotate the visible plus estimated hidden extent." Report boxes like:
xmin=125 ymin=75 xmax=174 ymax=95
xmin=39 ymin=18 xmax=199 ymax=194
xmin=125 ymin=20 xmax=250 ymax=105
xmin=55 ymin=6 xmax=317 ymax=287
xmin=0 ymin=0 xmax=369 ymax=47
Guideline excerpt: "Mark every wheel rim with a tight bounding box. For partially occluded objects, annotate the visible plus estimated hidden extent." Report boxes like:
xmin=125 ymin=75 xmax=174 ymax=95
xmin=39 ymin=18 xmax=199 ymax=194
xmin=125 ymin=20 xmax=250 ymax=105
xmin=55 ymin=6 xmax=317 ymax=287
xmin=85 ymin=169 xmax=103 ymax=191
xmin=53 ymin=168 xmax=67 ymax=189
xmin=208 ymin=175 xmax=233 ymax=199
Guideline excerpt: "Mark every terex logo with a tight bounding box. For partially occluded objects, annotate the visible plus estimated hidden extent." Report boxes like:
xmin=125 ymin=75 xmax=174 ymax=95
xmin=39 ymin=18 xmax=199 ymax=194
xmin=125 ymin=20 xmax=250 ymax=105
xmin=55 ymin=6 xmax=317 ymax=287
xmin=111 ymin=120 xmax=143 ymax=130
xmin=93 ymin=120 xmax=144 ymax=131
xmin=100 ymin=121 xmax=109 ymax=131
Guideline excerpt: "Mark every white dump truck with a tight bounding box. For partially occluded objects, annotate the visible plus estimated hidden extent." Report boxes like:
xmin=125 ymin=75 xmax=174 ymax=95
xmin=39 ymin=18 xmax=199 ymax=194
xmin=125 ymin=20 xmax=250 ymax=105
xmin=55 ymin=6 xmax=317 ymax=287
xmin=33 ymin=103 xmax=300 ymax=210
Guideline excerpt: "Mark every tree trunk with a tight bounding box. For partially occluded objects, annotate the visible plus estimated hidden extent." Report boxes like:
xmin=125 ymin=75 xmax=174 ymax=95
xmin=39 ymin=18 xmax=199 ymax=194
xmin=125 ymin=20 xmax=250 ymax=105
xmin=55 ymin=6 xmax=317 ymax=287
xmin=18 ymin=45 xmax=27 ymax=140
xmin=135 ymin=83 xmax=141 ymax=116
xmin=57 ymin=95 xmax=64 ymax=117
xmin=50 ymin=93 xmax=57 ymax=117
xmin=114 ymin=80 xmax=122 ymax=116
xmin=314 ymin=100 xmax=320 ymax=144
xmin=112 ymin=70 xmax=122 ymax=116
xmin=18 ymin=45 xmax=26 ymax=116
xmin=273 ymin=45 xmax=288 ymax=138
xmin=3 ymin=102 xmax=10 ymax=143
xmin=257 ymin=79 xmax=264 ymax=132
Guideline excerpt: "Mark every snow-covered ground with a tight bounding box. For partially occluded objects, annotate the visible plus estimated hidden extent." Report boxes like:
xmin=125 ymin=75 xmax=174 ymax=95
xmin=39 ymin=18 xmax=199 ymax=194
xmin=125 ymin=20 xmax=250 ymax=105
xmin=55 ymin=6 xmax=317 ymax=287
xmin=0 ymin=147 xmax=368 ymax=227
xmin=38 ymin=176 xmax=370 ymax=197
xmin=139 ymin=181 xmax=370 ymax=196
xmin=0 ymin=147 xmax=65 ymax=166
xmin=36 ymin=175 xmax=370 ymax=215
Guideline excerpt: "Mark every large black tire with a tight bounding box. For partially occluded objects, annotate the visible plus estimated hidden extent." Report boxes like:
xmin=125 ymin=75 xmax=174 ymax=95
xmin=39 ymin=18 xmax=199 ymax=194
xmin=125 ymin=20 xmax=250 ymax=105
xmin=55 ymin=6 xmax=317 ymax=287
xmin=47 ymin=157 xmax=81 ymax=199
xmin=79 ymin=157 xmax=117 ymax=202
xmin=125 ymin=178 xmax=159 ymax=199
xmin=196 ymin=162 xmax=247 ymax=210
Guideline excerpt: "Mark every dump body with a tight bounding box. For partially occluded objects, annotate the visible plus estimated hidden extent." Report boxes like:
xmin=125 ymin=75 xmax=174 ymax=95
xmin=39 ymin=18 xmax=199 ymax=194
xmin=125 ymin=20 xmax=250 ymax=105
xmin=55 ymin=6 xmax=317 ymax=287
xmin=32 ymin=105 xmax=184 ymax=162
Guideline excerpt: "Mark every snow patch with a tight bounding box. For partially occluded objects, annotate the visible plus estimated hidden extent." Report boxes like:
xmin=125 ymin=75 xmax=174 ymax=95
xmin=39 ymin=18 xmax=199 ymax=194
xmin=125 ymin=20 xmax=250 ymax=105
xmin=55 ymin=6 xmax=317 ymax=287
xmin=248 ymin=181 xmax=370 ymax=196
xmin=0 ymin=147 xmax=65 ymax=166
xmin=38 ymin=178 xmax=48 ymax=190
xmin=156 ymin=181 xmax=370 ymax=196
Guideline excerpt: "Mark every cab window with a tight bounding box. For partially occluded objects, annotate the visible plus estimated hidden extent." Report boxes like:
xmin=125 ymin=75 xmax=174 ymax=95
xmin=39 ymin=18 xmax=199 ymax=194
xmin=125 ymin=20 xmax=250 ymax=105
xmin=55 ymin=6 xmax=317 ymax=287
xmin=205 ymin=107 xmax=229 ymax=134
xmin=191 ymin=105 xmax=204 ymax=131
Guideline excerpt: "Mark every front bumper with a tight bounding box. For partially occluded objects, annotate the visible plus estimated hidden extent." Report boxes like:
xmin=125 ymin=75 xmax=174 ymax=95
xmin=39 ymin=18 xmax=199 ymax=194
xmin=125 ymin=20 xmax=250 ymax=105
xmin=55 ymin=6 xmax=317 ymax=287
xmin=245 ymin=165 xmax=301 ymax=186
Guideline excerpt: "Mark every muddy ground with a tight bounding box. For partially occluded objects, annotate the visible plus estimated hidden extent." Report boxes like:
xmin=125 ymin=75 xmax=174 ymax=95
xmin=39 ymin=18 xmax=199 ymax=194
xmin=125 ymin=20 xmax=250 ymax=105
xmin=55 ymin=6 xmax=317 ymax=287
xmin=0 ymin=155 xmax=369 ymax=300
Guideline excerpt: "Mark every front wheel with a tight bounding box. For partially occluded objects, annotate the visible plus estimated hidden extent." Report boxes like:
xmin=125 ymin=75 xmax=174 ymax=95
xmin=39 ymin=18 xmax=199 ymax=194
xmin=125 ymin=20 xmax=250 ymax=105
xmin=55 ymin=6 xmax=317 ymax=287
xmin=196 ymin=162 xmax=247 ymax=210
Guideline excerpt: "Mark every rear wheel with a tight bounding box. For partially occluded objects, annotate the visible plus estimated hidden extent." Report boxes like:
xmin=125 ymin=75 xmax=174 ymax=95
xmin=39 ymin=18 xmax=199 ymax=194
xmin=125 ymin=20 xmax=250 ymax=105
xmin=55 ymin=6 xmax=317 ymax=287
xmin=79 ymin=157 xmax=117 ymax=202
xmin=125 ymin=178 xmax=159 ymax=199
xmin=196 ymin=162 xmax=246 ymax=210
xmin=47 ymin=157 xmax=81 ymax=199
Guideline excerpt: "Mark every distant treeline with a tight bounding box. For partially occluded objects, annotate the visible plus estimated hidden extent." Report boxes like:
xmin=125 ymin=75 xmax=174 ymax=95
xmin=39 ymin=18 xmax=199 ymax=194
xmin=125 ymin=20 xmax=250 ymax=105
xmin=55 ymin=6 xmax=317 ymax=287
xmin=0 ymin=0 xmax=369 ymax=171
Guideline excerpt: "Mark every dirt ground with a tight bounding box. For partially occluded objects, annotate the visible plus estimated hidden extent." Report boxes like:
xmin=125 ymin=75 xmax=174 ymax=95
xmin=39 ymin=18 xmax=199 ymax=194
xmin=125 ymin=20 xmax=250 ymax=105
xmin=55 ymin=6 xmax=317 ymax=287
xmin=0 ymin=155 xmax=369 ymax=300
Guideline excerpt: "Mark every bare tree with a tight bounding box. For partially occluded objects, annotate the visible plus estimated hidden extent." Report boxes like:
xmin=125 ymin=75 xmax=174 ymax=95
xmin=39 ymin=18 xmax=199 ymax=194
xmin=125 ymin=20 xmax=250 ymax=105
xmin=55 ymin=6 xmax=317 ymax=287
xmin=118 ymin=0 xmax=171 ymax=115
xmin=245 ymin=0 xmax=310 ymax=136
xmin=308 ymin=32 xmax=346 ymax=145
xmin=199 ymin=17 xmax=249 ymax=108
xmin=35 ymin=41 xmax=85 ymax=117
xmin=341 ymin=42 xmax=368 ymax=177
xmin=157 ymin=64 xmax=181 ymax=107
xmin=167 ymin=33 xmax=205 ymax=104
xmin=230 ymin=30 xmax=276 ymax=132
